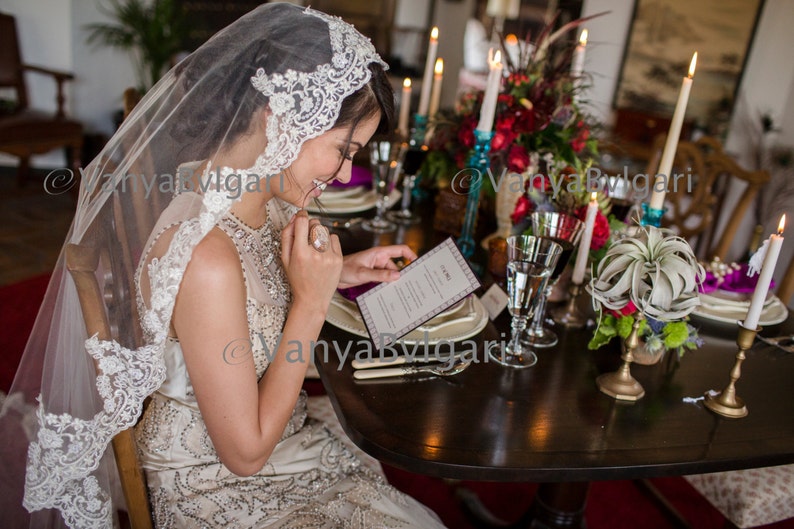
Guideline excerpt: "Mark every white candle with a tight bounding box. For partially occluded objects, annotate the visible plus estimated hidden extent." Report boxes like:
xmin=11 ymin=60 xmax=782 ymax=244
xmin=476 ymin=49 xmax=503 ymax=133
xmin=649 ymin=52 xmax=697 ymax=210
xmin=504 ymin=34 xmax=519 ymax=67
xmin=428 ymin=59 xmax=444 ymax=117
xmin=572 ymin=192 xmax=598 ymax=285
xmin=570 ymin=29 xmax=587 ymax=79
xmin=417 ymin=27 xmax=439 ymax=117
xmin=398 ymin=78 xmax=411 ymax=139
xmin=744 ymin=215 xmax=785 ymax=329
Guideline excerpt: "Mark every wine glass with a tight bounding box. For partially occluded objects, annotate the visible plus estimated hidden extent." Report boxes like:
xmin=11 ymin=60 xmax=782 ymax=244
xmin=521 ymin=212 xmax=584 ymax=348
xmin=489 ymin=235 xmax=562 ymax=369
xmin=387 ymin=145 xmax=428 ymax=225
xmin=362 ymin=139 xmax=406 ymax=233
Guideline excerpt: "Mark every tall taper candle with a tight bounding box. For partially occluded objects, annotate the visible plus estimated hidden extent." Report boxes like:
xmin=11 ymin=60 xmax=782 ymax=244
xmin=744 ymin=215 xmax=785 ymax=330
xmin=571 ymin=29 xmax=588 ymax=79
xmin=572 ymin=192 xmax=598 ymax=285
xmin=649 ymin=52 xmax=697 ymax=210
xmin=417 ymin=27 xmax=439 ymax=117
xmin=428 ymin=59 xmax=444 ymax=117
xmin=398 ymin=78 xmax=411 ymax=139
xmin=476 ymin=49 xmax=503 ymax=133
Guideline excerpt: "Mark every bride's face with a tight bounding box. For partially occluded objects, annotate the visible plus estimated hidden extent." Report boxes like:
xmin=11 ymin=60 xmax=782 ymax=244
xmin=276 ymin=113 xmax=381 ymax=208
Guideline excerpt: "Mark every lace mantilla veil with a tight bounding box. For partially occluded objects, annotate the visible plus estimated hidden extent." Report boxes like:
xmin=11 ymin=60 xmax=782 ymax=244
xmin=0 ymin=4 xmax=386 ymax=527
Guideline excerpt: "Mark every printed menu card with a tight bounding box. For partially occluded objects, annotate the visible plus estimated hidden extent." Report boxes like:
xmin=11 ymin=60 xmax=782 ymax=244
xmin=356 ymin=238 xmax=481 ymax=345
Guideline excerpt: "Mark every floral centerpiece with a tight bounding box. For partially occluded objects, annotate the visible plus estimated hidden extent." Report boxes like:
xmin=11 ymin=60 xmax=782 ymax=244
xmin=588 ymin=225 xmax=706 ymax=364
xmin=423 ymin=15 xmax=601 ymax=185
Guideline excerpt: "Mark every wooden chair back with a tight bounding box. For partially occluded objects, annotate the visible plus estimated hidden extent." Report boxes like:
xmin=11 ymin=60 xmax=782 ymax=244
xmin=65 ymin=243 xmax=154 ymax=529
xmin=0 ymin=12 xmax=28 ymax=109
xmin=645 ymin=135 xmax=770 ymax=260
xmin=0 ymin=12 xmax=83 ymax=186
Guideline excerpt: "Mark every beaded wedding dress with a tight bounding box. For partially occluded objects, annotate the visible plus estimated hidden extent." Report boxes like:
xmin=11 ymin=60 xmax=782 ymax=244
xmin=134 ymin=188 xmax=445 ymax=527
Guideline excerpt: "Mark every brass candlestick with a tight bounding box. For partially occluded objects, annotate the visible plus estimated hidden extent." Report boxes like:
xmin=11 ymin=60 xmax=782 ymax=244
xmin=596 ymin=314 xmax=645 ymax=401
xmin=703 ymin=321 xmax=759 ymax=418
xmin=551 ymin=282 xmax=587 ymax=329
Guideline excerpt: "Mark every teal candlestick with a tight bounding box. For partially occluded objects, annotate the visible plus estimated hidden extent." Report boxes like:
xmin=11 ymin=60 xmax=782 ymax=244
xmin=640 ymin=202 xmax=666 ymax=228
xmin=410 ymin=114 xmax=428 ymax=202
xmin=456 ymin=129 xmax=493 ymax=259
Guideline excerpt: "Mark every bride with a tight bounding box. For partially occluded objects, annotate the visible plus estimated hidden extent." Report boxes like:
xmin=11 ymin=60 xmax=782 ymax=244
xmin=0 ymin=4 xmax=446 ymax=528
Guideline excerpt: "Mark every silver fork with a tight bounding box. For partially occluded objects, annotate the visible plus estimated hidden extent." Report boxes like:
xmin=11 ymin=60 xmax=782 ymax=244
xmin=756 ymin=334 xmax=794 ymax=353
xmin=353 ymin=358 xmax=472 ymax=380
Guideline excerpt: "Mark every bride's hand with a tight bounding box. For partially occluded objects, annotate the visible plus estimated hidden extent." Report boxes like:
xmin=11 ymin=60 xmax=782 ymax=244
xmin=338 ymin=245 xmax=417 ymax=289
xmin=281 ymin=211 xmax=343 ymax=314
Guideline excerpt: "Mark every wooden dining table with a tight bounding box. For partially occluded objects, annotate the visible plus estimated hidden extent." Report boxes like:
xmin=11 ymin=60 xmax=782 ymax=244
xmin=314 ymin=198 xmax=794 ymax=528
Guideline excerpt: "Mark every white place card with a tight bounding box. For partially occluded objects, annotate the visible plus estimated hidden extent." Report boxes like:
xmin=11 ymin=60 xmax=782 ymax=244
xmin=480 ymin=283 xmax=509 ymax=320
xmin=356 ymin=238 xmax=481 ymax=346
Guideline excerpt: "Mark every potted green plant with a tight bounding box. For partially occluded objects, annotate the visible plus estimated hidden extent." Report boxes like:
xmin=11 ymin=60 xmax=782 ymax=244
xmin=85 ymin=0 xmax=188 ymax=92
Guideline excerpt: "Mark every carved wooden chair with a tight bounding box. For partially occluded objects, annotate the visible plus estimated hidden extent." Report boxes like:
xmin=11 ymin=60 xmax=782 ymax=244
xmin=66 ymin=243 xmax=154 ymax=529
xmin=645 ymin=135 xmax=770 ymax=260
xmin=0 ymin=12 xmax=83 ymax=186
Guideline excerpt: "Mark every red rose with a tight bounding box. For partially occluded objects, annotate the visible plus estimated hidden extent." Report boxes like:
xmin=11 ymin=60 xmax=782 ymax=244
xmin=576 ymin=206 xmax=610 ymax=251
xmin=506 ymin=145 xmax=530 ymax=173
xmin=607 ymin=300 xmax=636 ymax=318
xmin=531 ymin=174 xmax=552 ymax=192
xmin=511 ymin=194 xmax=533 ymax=225
xmin=458 ymin=116 xmax=477 ymax=149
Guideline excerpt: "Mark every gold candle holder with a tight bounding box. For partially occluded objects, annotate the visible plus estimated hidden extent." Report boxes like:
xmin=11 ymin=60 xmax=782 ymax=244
xmin=551 ymin=282 xmax=587 ymax=329
xmin=703 ymin=321 xmax=759 ymax=419
xmin=596 ymin=313 xmax=645 ymax=401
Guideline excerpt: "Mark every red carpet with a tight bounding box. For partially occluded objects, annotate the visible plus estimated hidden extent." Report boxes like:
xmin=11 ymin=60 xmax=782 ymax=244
xmin=2 ymin=275 xmax=793 ymax=529
xmin=0 ymin=273 xmax=50 ymax=393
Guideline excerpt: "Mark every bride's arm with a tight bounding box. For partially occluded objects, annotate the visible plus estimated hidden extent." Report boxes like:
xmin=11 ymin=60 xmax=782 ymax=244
xmin=173 ymin=214 xmax=342 ymax=476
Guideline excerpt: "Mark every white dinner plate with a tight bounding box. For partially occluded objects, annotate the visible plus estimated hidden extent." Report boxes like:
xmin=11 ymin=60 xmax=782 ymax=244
xmin=306 ymin=189 xmax=401 ymax=214
xmin=325 ymin=292 xmax=489 ymax=345
xmin=691 ymin=294 xmax=788 ymax=326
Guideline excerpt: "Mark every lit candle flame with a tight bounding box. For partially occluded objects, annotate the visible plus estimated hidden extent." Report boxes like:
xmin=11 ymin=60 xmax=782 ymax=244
xmin=688 ymin=52 xmax=697 ymax=78
xmin=403 ymin=78 xmax=411 ymax=88
xmin=434 ymin=58 xmax=444 ymax=76
xmin=505 ymin=34 xmax=518 ymax=46
xmin=579 ymin=29 xmax=588 ymax=46
xmin=590 ymin=191 xmax=598 ymax=201
xmin=430 ymin=27 xmax=438 ymax=41
xmin=778 ymin=214 xmax=786 ymax=234
xmin=491 ymin=49 xmax=502 ymax=66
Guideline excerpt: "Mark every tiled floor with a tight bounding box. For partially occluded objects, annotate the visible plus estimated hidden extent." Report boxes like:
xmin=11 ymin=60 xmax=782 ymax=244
xmin=0 ymin=169 xmax=75 ymax=286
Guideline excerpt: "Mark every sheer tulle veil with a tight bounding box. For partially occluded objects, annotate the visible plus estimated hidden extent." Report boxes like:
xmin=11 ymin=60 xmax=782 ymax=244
xmin=0 ymin=4 xmax=387 ymax=527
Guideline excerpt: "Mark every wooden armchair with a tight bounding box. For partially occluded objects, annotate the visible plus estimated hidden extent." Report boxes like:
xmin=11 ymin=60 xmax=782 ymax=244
xmin=66 ymin=243 xmax=154 ymax=529
xmin=0 ymin=12 xmax=83 ymax=186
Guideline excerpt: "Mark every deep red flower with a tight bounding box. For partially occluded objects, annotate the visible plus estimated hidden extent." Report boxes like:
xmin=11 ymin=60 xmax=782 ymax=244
xmin=506 ymin=144 xmax=530 ymax=173
xmin=606 ymin=300 xmax=637 ymax=318
xmin=511 ymin=194 xmax=533 ymax=225
xmin=491 ymin=116 xmax=517 ymax=151
xmin=458 ymin=116 xmax=477 ymax=150
xmin=575 ymin=206 xmax=610 ymax=251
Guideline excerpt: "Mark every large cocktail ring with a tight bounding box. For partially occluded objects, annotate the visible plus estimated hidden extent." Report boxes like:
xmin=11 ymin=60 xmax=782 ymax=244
xmin=309 ymin=224 xmax=330 ymax=252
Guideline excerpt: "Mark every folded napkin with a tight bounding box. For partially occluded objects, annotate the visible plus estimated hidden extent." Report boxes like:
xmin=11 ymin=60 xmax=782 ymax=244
xmin=337 ymin=282 xmax=378 ymax=301
xmin=698 ymin=262 xmax=774 ymax=294
xmin=329 ymin=165 xmax=372 ymax=188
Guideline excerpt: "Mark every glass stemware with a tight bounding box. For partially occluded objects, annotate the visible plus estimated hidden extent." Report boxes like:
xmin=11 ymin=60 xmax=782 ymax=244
xmin=362 ymin=139 xmax=406 ymax=233
xmin=489 ymin=235 xmax=562 ymax=369
xmin=522 ymin=212 xmax=584 ymax=348
xmin=387 ymin=146 xmax=427 ymax=225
